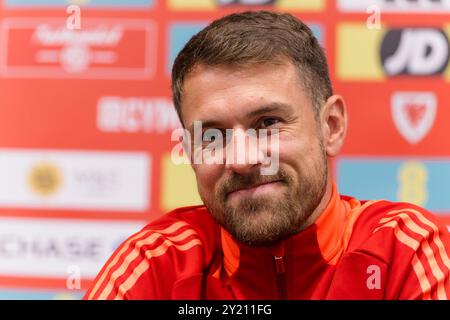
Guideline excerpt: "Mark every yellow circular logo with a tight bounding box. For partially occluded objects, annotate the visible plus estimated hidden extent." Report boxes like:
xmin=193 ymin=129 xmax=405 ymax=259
xmin=28 ymin=162 xmax=62 ymax=197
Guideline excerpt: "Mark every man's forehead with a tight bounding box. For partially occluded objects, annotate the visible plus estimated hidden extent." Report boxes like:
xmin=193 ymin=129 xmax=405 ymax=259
xmin=180 ymin=59 xmax=308 ymax=128
xmin=183 ymin=61 xmax=301 ymax=108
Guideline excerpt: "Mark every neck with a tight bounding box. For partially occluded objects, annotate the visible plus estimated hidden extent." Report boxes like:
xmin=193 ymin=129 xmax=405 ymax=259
xmin=299 ymin=173 xmax=333 ymax=232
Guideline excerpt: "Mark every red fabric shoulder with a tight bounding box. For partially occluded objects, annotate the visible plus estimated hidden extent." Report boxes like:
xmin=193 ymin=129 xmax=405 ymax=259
xmin=345 ymin=200 xmax=450 ymax=299
xmin=84 ymin=205 xmax=221 ymax=300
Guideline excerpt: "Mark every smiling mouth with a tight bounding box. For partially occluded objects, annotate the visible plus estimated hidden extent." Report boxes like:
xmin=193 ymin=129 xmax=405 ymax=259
xmin=227 ymin=180 xmax=283 ymax=199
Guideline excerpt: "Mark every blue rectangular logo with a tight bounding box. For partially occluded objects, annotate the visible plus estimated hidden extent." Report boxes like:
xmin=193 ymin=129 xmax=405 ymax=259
xmin=168 ymin=22 xmax=209 ymax=74
xmin=337 ymin=157 xmax=450 ymax=214
xmin=0 ymin=289 xmax=84 ymax=300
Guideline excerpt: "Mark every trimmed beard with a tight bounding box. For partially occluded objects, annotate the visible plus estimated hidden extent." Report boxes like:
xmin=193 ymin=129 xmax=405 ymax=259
xmin=199 ymin=146 xmax=328 ymax=246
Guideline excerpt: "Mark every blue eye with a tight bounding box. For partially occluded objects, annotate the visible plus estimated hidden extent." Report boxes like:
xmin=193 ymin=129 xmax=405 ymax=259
xmin=203 ymin=131 xmax=216 ymax=141
xmin=202 ymin=129 xmax=223 ymax=146
xmin=262 ymin=118 xmax=280 ymax=128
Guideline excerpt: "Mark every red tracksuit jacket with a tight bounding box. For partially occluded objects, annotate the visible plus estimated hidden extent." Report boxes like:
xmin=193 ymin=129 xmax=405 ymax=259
xmin=85 ymin=185 xmax=450 ymax=300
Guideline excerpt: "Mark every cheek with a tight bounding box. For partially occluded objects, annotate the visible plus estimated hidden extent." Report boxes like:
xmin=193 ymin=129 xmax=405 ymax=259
xmin=277 ymin=137 xmax=322 ymax=173
xmin=193 ymin=164 xmax=223 ymax=194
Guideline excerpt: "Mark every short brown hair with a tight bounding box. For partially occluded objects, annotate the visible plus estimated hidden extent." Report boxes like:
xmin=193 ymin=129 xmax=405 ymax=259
xmin=171 ymin=10 xmax=332 ymax=123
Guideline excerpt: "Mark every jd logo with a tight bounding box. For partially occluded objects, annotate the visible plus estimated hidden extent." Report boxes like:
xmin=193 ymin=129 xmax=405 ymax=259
xmin=217 ymin=0 xmax=274 ymax=5
xmin=391 ymin=92 xmax=437 ymax=144
xmin=381 ymin=28 xmax=450 ymax=76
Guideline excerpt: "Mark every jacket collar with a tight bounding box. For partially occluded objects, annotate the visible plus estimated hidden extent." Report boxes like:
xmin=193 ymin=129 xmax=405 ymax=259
xmin=216 ymin=182 xmax=367 ymax=279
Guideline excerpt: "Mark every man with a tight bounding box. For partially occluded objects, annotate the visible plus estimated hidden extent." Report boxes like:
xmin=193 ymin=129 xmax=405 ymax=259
xmin=85 ymin=11 xmax=450 ymax=300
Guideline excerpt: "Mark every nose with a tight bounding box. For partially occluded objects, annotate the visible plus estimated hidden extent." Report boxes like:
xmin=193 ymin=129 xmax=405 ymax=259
xmin=225 ymin=161 xmax=260 ymax=176
xmin=225 ymin=128 xmax=264 ymax=175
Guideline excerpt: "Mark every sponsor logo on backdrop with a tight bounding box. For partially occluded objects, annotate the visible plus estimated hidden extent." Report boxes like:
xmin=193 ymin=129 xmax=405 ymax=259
xmin=0 ymin=149 xmax=150 ymax=211
xmin=27 ymin=162 xmax=63 ymax=197
xmin=0 ymin=218 xmax=143 ymax=278
xmin=4 ymin=0 xmax=154 ymax=8
xmin=97 ymin=96 xmax=181 ymax=134
xmin=337 ymin=24 xmax=450 ymax=80
xmin=381 ymin=28 xmax=450 ymax=76
xmin=0 ymin=18 xmax=156 ymax=79
xmin=168 ymin=0 xmax=324 ymax=10
xmin=391 ymin=92 xmax=437 ymax=144
xmin=337 ymin=157 xmax=450 ymax=214
xmin=338 ymin=0 xmax=450 ymax=13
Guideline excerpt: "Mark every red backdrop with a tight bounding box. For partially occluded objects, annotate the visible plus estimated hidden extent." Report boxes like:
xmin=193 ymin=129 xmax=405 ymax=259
xmin=0 ymin=0 xmax=448 ymax=299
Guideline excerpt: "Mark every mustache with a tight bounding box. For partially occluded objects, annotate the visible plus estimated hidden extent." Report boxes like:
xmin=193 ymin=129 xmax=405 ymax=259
xmin=218 ymin=169 xmax=290 ymax=199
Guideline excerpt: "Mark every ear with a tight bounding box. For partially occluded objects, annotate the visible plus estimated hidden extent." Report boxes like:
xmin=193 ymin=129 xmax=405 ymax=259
xmin=320 ymin=95 xmax=347 ymax=157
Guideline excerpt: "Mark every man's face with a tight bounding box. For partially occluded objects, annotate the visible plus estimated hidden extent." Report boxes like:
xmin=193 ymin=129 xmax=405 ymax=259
xmin=181 ymin=60 xmax=329 ymax=246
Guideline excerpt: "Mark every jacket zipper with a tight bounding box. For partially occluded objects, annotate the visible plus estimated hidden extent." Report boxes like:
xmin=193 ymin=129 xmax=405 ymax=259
xmin=273 ymin=255 xmax=287 ymax=300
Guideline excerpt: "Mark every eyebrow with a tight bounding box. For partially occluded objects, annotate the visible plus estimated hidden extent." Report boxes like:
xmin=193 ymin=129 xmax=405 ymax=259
xmin=188 ymin=120 xmax=222 ymax=133
xmin=245 ymin=102 xmax=293 ymax=118
xmin=188 ymin=102 xmax=293 ymax=132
